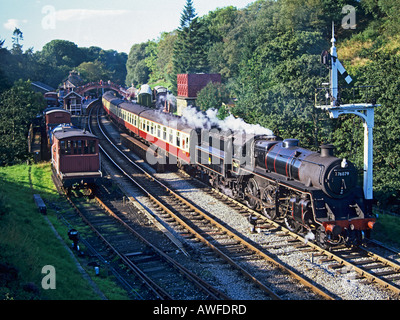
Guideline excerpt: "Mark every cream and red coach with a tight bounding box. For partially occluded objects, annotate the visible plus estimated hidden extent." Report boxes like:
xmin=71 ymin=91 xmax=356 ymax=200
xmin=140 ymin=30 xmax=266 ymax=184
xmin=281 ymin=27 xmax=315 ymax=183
xmin=102 ymin=92 xmax=193 ymax=165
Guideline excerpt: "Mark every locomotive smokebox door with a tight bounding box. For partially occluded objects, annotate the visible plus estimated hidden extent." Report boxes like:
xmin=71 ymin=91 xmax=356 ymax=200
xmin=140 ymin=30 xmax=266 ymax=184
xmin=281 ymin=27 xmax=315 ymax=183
xmin=325 ymin=164 xmax=357 ymax=198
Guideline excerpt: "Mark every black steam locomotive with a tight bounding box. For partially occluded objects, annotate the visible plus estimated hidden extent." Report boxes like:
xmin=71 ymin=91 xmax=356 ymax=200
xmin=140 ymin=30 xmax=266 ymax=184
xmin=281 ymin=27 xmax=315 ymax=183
xmin=196 ymin=129 xmax=375 ymax=247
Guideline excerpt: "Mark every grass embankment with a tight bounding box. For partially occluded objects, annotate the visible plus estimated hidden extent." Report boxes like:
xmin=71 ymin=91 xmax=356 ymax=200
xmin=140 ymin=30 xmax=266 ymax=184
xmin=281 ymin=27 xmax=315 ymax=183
xmin=373 ymin=213 xmax=400 ymax=247
xmin=0 ymin=162 xmax=130 ymax=300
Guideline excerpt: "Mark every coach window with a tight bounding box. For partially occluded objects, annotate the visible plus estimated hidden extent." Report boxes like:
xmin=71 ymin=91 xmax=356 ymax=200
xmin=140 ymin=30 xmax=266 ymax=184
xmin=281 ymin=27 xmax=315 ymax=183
xmin=72 ymin=141 xmax=78 ymax=154
xmin=176 ymin=132 xmax=180 ymax=147
xmin=64 ymin=140 xmax=72 ymax=155
xmin=150 ymin=122 xmax=154 ymax=135
xmin=169 ymin=129 xmax=173 ymax=144
xmin=146 ymin=121 xmax=150 ymax=132
xmin=60 ymin=141 xmax=66 ymax=154
xmin=89 ymin=140 xmax=96 ymax=154
xmin=78 ymin=140 xmax=82 ymax=154
xmin=84 ymin=140 xmax=89 ymax=154
xmin=157 ymin=125 xmax=161 ymax=138
xmin=163 ymin=127 xmax=167 ymax=140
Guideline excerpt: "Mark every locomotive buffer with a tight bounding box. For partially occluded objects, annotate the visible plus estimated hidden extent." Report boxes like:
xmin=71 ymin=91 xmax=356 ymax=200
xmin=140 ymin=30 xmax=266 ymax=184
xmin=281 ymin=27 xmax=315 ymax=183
xmin=315 ymin=23 xmax=380 ymax=208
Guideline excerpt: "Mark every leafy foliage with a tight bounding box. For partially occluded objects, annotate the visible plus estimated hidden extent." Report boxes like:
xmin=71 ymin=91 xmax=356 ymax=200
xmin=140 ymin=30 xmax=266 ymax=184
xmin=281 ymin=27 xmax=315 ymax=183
xmin=0 ymin=39 xmax=127 ymax=91
xmin=173 ymin=17 xmax=209 ymax=77
xmin=196 ymin=82 xmax=230 ymax=112
xmin=126 ymin=43 xmax=150 ymax=86
xmin=76 ymin=61 xmax=113 ymax=83
xmin=180 ymin=0 xmax=197 ymax=29
xmin=0 ymin=80 xmax=44 ymax=165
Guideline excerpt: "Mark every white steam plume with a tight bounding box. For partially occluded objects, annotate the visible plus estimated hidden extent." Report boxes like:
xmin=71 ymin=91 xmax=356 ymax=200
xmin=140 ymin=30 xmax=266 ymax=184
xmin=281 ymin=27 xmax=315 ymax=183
xmin=181 ymin=106 xmax=273 ymax=136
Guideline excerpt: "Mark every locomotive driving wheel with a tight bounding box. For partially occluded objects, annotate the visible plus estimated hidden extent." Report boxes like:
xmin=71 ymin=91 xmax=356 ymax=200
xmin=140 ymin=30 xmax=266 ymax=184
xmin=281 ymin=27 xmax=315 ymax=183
xmin=261 ymin=185 xmax=277 ymax=220
xmin=284 ymin=216 xmax=303 ymax=233
xmin=245 ymin=178 xmax=259 ymax=210
xmin=316 ymin=226 xmax=329 ymax=249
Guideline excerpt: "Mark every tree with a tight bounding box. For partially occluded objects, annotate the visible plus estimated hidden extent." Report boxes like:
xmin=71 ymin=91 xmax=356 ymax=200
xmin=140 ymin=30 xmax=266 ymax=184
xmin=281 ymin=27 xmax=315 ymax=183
xmin=156 ymin=32 xmax=178 ymax=87
xmin=11 ymin=28 xmax=23 ymax=55
xmin=180 ymin=0 xmax=197 ymax=29
xmin=173 ymin=17 xmax=209 ymax=78
xmin=126 ymin=43 xmax=150 ymax=86
xmin=337 ymin=50 xmax=400 ymax=207
xmin=76 ymin=61 xmax=113 ymax=83
xmin=38 ymin=40 xmax=84 ymax=68
xmin=144 ymin=40 xmax=161 ymax=83
xmin=0 ymin=80 xmax=44 ymax=165
xmin=97 ymin=49 xmax=127 ymax=85
xmin=196 ymin=82 xmax=230 ymax=112
xmin=202 ymin=6 xmax=239 ymax=77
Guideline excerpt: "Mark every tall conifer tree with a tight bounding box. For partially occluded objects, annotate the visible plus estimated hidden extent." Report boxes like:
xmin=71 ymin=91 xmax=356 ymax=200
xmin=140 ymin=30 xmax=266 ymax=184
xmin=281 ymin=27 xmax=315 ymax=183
xmin=180 ymin=0 xmax=197 ymax=29
xmin=173 ymin=0 xmax=209 ymax=84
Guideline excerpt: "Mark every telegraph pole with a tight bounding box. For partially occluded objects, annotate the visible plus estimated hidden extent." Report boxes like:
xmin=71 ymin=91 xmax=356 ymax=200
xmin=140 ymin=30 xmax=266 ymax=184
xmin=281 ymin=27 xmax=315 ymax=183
xmin=316 ymin=23 xmax=380 ymax=209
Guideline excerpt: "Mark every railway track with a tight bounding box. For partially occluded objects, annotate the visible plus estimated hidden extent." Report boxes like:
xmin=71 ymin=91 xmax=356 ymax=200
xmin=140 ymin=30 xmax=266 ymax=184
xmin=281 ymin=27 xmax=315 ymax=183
xmin=89 ymin=102 xmax=335 ymax=300
xmin=52 ymin=172 xmax=227 ymax=300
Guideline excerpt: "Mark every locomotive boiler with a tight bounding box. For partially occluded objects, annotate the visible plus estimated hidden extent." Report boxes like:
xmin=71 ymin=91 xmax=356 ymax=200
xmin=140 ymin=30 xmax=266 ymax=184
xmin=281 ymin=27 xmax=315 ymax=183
xmin=255 ymin=139 xmax=357 ymax=199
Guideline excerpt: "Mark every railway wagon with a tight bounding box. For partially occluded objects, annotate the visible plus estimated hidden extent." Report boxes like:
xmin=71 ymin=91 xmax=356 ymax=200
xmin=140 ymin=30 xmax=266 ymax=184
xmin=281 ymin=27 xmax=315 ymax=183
xmin=51 ymin=125 xmax=102 ymax=189
xmin=45 ymin=108 xmax=71 ymax=145
xmin=137 ymin=84 xmax=153 ymax=107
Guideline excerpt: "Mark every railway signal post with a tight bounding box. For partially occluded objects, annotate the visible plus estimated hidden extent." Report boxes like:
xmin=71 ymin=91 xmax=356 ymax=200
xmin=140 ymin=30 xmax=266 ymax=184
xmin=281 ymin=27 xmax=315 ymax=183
xmin=316 ymin=23 xmax=380 ymax=209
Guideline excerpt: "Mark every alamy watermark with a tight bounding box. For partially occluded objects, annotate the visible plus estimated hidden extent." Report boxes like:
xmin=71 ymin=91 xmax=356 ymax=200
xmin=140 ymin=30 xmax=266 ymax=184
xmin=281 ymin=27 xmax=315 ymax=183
xmin=342 ymin=5 xmax=356 ymax=30
xmin=41 ymin=265 xmax=56 ymax=290
xmin=41 ymin=5 xmax=56 ymax=30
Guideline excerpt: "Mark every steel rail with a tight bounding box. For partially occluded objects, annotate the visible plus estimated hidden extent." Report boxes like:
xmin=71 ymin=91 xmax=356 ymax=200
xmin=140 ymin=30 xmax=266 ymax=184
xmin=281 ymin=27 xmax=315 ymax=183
xmin=50 ymin=175 xmax=145 ymax=299
xmin=94 ymin=196 xmax=229 ymax=300
xmin=61 ymin=182 xmax=172 ymax=300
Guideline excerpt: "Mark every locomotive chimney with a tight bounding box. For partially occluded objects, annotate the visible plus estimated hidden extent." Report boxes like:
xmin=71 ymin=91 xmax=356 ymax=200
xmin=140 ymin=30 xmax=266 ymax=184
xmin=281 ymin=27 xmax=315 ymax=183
xmin=320 ymin=144 xmax=335 ymax=157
